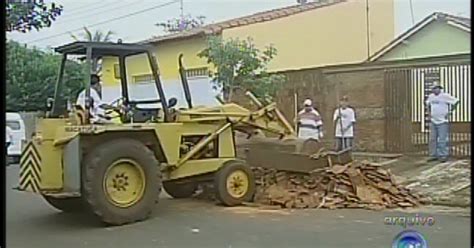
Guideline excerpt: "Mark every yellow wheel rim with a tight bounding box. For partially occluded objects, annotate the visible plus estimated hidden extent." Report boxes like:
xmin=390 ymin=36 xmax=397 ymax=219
xmin=226 ymin=170 xmax=249 ymax=199
xmin=103 ymin=159 xmax=146 ymax=208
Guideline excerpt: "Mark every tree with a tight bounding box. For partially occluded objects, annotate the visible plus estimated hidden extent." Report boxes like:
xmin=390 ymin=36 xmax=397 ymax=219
xmin=156 ymin=15 xmax=206 ymax=33
xmin=6 ymin=0 xmax=63 ymax=33
xmin=70 ymin=27 xmax=115 ymax=42
xmin=6 ymin=40 xmax=85 ymax=112
xmin=70 ymin=27 xmax=115 ymax=73
xmin=198 ymin=36 xmax=285 ymax=102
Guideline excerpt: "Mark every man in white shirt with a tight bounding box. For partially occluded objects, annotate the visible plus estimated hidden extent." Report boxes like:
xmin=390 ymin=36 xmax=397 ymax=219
xmin=6 ymin=125 xmax=13 ymax=150
xmin=296 ymin=98 xmax=324 ymax=141
xmin=333 ymin=96 xmax=356 ymax=151
xmin=76 ymin=74 xmax=116 ymax=124
xmin=426 ymin=83 xmax=459 ymax=162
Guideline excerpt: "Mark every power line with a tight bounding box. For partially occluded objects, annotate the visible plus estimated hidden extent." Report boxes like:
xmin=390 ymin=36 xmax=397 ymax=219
xmin=55 ymin=0 xmax=144 ymax=26
xmin=59 ymin=2 xmax=114 ymax=20
xmin=26 ymin=0 xmax=180 ymax=44
xmin=62 ymin=2 xmax=111 ymax=16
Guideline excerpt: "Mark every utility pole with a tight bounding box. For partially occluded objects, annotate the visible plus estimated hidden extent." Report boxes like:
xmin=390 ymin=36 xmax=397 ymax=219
xmin=365 ymin=0 xmax=371 ymax=59
xmin=409 ymin=0 xmax=415 ymax=25
xmin=180 ymin=0 xmax=184 ymax=19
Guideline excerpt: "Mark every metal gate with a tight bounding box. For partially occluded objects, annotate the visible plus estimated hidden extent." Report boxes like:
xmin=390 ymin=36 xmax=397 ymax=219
xmin=384 ymin=64 xmax=471 ymax=157
xmin=384 ymin=69 xmax=411 ymax=153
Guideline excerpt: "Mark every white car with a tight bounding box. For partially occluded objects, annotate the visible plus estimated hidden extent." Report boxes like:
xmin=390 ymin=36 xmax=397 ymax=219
xmin=6 ymin=112 xmax=26 ymax=163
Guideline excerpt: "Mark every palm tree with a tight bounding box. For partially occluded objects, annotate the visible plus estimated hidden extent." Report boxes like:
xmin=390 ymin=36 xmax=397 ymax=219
xmin=70 ymin=27 xmax=115 ymax=73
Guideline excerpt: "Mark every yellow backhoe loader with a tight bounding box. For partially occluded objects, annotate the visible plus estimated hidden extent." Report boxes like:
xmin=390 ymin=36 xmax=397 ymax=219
xmin=17 ymin=41 xmax=350 ymax=226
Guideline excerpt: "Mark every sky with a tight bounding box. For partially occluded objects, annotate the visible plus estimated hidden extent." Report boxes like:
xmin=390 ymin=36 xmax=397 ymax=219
xmin=7 ymin=0 xmax=471 ymax=49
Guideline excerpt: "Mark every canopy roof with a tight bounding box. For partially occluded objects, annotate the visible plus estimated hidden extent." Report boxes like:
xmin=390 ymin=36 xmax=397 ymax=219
xmin=54 ymin=41 xmax=152 ymax=57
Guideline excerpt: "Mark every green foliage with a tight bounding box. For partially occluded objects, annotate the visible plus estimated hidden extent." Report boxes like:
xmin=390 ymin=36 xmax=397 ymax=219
xmin=198 ymin=36 xmax=285 ymax=102
xmin=70 ymin=27 xmax=115 ymax=42
xmin=6 ymin=40 xmax=85 ymax=112
xmin=6 ymin=0 xmax=63 ymax=33
xmin=70 ymin=27 xmax=115 ymax=73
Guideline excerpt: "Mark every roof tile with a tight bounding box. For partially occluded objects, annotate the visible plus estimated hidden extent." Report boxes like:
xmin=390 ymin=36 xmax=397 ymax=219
xmin=144 ymin=0 xmax=346 ymax=43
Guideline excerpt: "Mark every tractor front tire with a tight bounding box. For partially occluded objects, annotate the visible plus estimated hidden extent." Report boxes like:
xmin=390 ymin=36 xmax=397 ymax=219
xmin=82 ymin=138 xmax=161 ymax=226
xmin=163 ymin=181 xmax=198 ymax=199
xmin=214 ymin=160 xmax=255 ymax=206
xmin=43 ymin=195 xmax=84 ymax=213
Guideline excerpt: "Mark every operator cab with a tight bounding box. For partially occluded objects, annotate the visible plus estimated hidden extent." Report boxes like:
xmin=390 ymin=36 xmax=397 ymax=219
xmin=48 ymin=41 xmax=177 ymax=124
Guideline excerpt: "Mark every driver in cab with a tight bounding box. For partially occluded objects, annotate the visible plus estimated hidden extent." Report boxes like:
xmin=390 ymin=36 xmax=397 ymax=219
xmin=76 ymin=74 xmax=117 ymax=124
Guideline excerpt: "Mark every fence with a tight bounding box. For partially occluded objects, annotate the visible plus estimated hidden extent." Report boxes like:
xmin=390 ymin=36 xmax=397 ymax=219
xmin=384 ymin=64 xmax=471 ymax=157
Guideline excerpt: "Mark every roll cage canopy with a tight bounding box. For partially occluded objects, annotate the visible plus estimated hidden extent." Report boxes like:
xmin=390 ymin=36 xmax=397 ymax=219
xmin=54 ymin=41 xmax=153 ymax=57
xmin=51 ymin=41 xmax=171 ymax=122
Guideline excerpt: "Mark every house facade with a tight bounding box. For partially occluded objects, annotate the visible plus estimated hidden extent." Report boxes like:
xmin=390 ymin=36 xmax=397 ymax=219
xmin=269 ymin=12 xmax=470 ymax=155
xmin=369 ymin=12 xmax=470 ymax=61
xmin=100 ymin=0 xmax=395 ymax=106
xmin=369 ymin=12 xmax=471 ymax=128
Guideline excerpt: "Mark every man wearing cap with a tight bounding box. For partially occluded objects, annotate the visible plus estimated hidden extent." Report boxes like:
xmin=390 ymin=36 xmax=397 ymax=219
xmin=76 ymin=74 xmax=116 ymax=124
xmin=296 ymin=98 xmax=324 ymax=142
xmin=333 ymin=96 xmax=356 ymax=151
xmin=426 ymin=83 xmax=459 ymax=162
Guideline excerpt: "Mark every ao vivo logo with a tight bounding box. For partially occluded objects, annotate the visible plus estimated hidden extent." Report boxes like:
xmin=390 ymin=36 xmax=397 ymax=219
xmin=384 ymin=214 xmax=435 ymax=228
xmin=392 ymin=230 xmax=428 ymax=248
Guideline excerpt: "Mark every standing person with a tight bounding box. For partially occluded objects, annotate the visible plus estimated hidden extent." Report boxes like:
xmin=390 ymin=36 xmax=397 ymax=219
xmin=296 ymin=98 xmax=324 ymax=143
xmin=333 ymin=96 xmax=356 ymax=151
xmin=426 ymin=83 xmax=459 ymax=162
xmin=6 ymin=125 xmax=13 ymax=166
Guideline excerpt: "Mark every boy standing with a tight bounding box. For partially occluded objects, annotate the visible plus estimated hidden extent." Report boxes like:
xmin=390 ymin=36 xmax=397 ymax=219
xmin=333 ymin=96 xmax=356 ymax=151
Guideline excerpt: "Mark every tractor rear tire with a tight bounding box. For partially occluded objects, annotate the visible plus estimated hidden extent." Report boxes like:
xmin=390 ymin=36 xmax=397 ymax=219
xmin=82 ymin=138 xmax=161 ymax=226
xmin=214 ymin=160 xmax=255 ymax=206
xmin=43 ymin=195 xmax=84 ymax=213
xmin=163 ymin=181 xmax=198 ymax=198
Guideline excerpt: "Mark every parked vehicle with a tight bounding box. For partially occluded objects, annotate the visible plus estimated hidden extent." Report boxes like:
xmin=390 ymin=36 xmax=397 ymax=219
xmin=6 ymin=112 xmax=26 ymax=163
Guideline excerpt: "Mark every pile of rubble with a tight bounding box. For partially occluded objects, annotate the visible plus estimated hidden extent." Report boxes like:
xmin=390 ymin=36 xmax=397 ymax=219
xmin=251 ymin=160 xmax=426 ymax=210
xmin=193 ymin=160 xmax=427 ymax=210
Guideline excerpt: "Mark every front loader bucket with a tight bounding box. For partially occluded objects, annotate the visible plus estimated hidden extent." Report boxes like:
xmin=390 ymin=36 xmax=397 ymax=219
xmin=244 ymin=148 xmax=352 ymax=174
xmin=237 ymin=138 xmax=353 ymax=174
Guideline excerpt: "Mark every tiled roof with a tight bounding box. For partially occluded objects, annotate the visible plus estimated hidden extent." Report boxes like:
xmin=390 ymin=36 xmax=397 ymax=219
xmin=369 ymin=12 xmax=471 ymax=61
xmin=142 ymin=0 xmax=346 ymax=44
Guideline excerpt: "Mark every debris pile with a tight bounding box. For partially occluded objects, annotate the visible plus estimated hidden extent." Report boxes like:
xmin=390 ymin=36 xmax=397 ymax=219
xmin=251 ymin=160 xmax=425 ymax=210
xmin=192 ymin=157 xmax=428 ymax=210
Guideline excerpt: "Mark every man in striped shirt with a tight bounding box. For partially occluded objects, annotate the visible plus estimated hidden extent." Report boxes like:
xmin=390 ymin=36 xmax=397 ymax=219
xmin=297 ymin=98 xmax=324 ymax=141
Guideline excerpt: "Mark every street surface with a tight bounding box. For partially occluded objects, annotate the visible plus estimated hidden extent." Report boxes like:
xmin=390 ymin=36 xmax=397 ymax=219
xmin=6 ymin=165 xmax=470 ymax=248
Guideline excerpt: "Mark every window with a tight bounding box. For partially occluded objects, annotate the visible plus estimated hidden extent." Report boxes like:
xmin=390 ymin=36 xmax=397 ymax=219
xmin=133 ymin=74 xmax=154 ymax=84
xmin=185 ymin=67 xmax=209 ymax=78
xmin=114 ymin=64 xmax=120 ymax=79
xmin=7 ymin=121 xmax=20 ymax=130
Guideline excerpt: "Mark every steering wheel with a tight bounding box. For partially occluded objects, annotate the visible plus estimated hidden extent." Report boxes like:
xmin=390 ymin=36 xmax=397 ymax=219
xmin=109 ymin=97 xmax=124 ymax=107
xmin=104 ymin=97 xmax=127 ymax=123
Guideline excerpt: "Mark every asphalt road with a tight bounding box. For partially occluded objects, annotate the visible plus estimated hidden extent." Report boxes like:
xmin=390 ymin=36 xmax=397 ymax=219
xmin=6 ymin=165 xmax=471 ymax=248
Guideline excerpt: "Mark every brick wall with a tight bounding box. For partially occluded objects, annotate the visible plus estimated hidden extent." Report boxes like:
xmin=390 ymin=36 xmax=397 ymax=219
xmin=322 ymin=70 xmax=386 ymax=151
xmin=232 ymin=68 xmax=387 ymax=152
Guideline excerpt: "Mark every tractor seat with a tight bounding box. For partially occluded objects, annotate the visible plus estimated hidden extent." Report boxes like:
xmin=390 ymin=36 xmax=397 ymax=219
xmin=128 ymin=107 xmax=161 ymax=123
xmin=72 ymin=105 xmax=89 ymax=125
